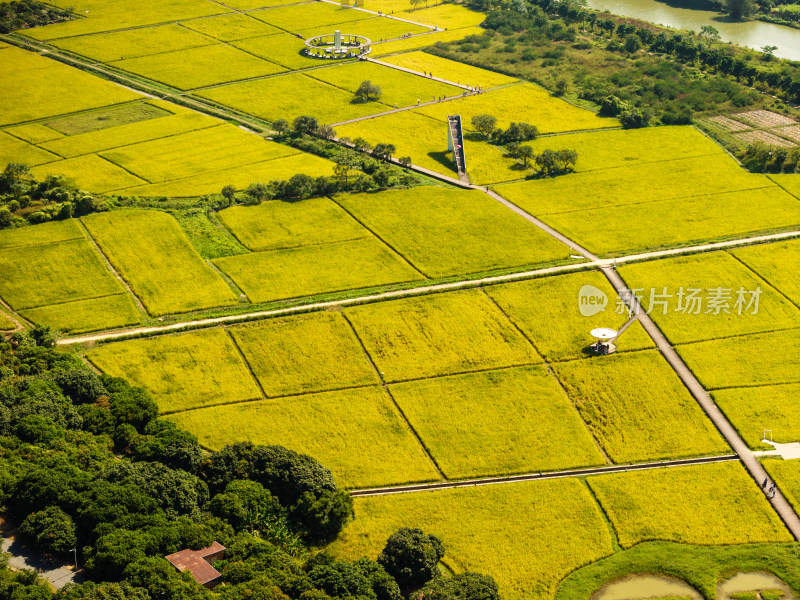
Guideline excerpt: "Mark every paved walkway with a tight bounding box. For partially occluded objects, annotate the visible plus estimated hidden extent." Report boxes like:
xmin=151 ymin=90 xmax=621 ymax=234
xmin=366 ymin=57 xmax=471 ymax=90
xmin=1 ymin=527 xmax=81 ymax=589
xmin=330 ymin=88 xmax=478 ymax=127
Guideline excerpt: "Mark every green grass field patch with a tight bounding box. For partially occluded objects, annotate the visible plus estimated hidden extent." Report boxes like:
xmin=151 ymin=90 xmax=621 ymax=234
xmin=330 ymin=478 xmax=613 ymax=600
xmin=0 ymin=219 xmax=84 ymax=250
xmin=308 ymin=61 xmax=462 ymax=109
xmin=168 ymin=386 xmax=440 ymax=488
xmin=214 ymin=237 xmax=422 ymax=303
xmin=218 ymin=197 xmax=367 ymax=251
xmin=771 ymin=174 xmax=800 ymax=200
xmin=731 ymin=239 xmax=800 ymax=308
xmin=520 ymin=126 xmax=723 ymax=173
xmin=45 ymin=101 xmax=171 ymax=136
xmin=390 ymin=365 xmax=605 ymax=479
xmin=231 ymin=33 xmax=323 ymax=70
xmin=180 ymin=13 xmax=282 ymax=41
xmin=764 ymin=459 xmax=800 ymax=517
xmin=345 ymin=290 xmax=541 ymax=382
xmin=111 ymin=44 xmax=286 ymax=90
xmin=620 ymin=251 xmax=800 ymax=344
xmin=0 ymin=131 xmax=59 ymax=168
xmin=3 ymin=123 xmax=63 ymax=144
xmin=83 ymin=210 xmax=238 ymax=316
xmin=172 ymin=209 xmax=248 ymax=260
xmin=713 ymin=384 xmax=800 ymax=449
xmin=415 ymin=83 xmax=618 ymax=134
xmin=31 ymin=154 xmax=147 ymax=193
xmin=677 ymin=329 xmax=800 ymax=390
xmin=370 ymin=27 xmax=486 ymax=56
xmin=0 ymin=47 xmax=141 ymax=126
xmin=250 ymin=2 xmax=361 ymax=31
xmin=22 ymin=0 xmax=230 ymax=40
xmin=87 ymin=328 xmax=262 ymax=413
xmin=494 ymin=154 xmax=771 ymax=216
xmin=50 ymin=23 xmax=216 ymax=62
xmin=99 ymin=124 xmax=296 ymax=183
xmin=382 ymin=51 xmax=517 ymax=88
xmin=541 ymin=186 xmax=800 ymax=256
xmin=587 ymin=461 xmax=792 ymax=547
xmin=41 ymin=110 xmax=218 ymax=159
xmin=485 ymin=270 xmax=656 ymax=361
xmin=20 ymin=293 xmax=140 ymax=333
xmin=198 ymin=72 xmax=387 ymax=124
xmin=335 ymin=187 xmax=569 ymax=277
xmin=299 ymin=16 xmax=430 ymax=43
xmin=230 ymin=311 xmax=379 ymax=397
xmin=554 ymin=349 xmax=729 ymax=463
xmin=0 ymin=238 xmax=124 ymax=310
xmin=117 ymin=152 xmax=336 ymax=197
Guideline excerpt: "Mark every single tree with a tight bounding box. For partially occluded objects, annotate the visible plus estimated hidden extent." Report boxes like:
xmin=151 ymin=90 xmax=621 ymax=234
xmin=20 ymin=506 xmax=77 ymax=555
xmin=471 ymin=114 xmax=497 ymax=140
xmin=372 ymin=143 xmax=396 ymax=161
xmin=221 ymin=185 xmax=236 ymax=206
xmin=377 ymin=528 xmax=445 ymax=590
xmin=354 ymin=80 xmax=382 ymax=102
xmin=318 ymin=124 xmax=336 ymax=140
xmin=293 ymin=115 xmax=319 ymax=135
xmin=272 ymin=118 xmax=290 ymax=134
xmin=415 ymin=572 xmax=500 ymax=600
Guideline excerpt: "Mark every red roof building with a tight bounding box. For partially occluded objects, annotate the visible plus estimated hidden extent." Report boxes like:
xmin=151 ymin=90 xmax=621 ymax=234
xmin=165 ymin=541 xmax=226 ymax=588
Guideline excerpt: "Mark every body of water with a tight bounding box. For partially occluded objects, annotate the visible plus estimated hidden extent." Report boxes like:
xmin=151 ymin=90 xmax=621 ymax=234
xmin=586 ymin=0 xmax=800 ymax=61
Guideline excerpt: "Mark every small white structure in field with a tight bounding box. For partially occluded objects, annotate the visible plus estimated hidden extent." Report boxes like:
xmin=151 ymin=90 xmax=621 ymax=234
xmin=589 ymin=327 xmax=617 ymax=355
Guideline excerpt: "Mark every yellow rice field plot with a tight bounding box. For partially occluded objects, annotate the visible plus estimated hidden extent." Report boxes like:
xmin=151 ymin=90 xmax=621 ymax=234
xmin=198 ymin=72 xmax=387 ymax=124
xmin=0 ymin=312 xmax=15 ymax=331
xmin=462 ymin=137 xmax=535 ymax=185
xmin=87 ymin=328 xmax=262 ymax=413
xmin=330 ymin=479 xmax=613 ymax=600
xmin=400 ymin=3 xmax=487 ymax=29
xmin=390 ymin=366 xmax=605 ymax=479
xmin=0 ymin=47 xmax=141 ymax=126
xmin=0 ymin=239 xmax=125 ymax=309
xmin=0 ymin=131 xmax=59 ymax=167
xmin=554 ymin=350 xmax=729 ymax=463
xmin=713 ymin=384 xmax=800 ymax=449
xmin=168 ymin=386 xmax=440 ymax=488
xmin=308 ymin=61 xmax=462 ymax=109
xmin=214 ymin=0 xmax=304 ymax=10
xmin=21 ymin=294 xmax=140 ymax=334
xmin=731 ymin=239 xmax=800 ymax=307
xmin=485 ymin=270 xmax=655 ymax=361
xmin=299 ymin=17 xmax=431 ymax=42
xmin=415 ymin=83 xmax=618 ymax=134
xmin=50 ymin=24 xmax=216 ymax=62
xmin=250 ymin=2 xmax=362 ymax=31
xmin=620 ymin=252 xmax=800 ymax=344
xmin=520 ymin=126 xmax=723 ymax=173
xmin=214 ymin=237 xmax=423 ymax=303
xmin=118 ymin=152 xmax=336 ymax=197
xmin=770 ymin=174 xmax=800 ymax=200
xmin=83 ymin=210 xmax=238 ymax=316
xmin=22 ymin=0 xmax=230 ymax=40
xmin=179 ymin=13 xmax=282 ymax=41
xmin=541 ymin=186 xmax=800 ymax=256
xmin=0 ymin=219 xmax=84 ymax=250
xmin=677 ymin=329 xmax=800 ymax=390
xmin=587 ymin=462 xmax=792 ymax=547
xmin=31 ymin=155 xmax=147 ymax=193
xmin=217 ymin=197 xmax=368 ymax=251
xmin=231 ymin=33 xmax=323 ymax=70
xmin=99 ymin=124 xmax=296 ymax=183
xmin=345 ymin=290 xmax=541 ymax=382
xmin=230 ymin=311 xmax=379 ymax=397
xmin=381 ymin=51 xmax=517 ymax=88
xmin=40 ymin=110 xmax=218 ymax=159
xmin=3 ymin=123 xmax=63 ymax=144
xmin=370 ymin=26 xmax=485 ymax=56
xmin=764 ymin=459 xmax=800 ymax=515
xmin=111 ymin=44 xmax=286 ymax=90
xmin=494 ymin=154 xmax=771 ymax=216
xmin=335 ymin=187 xmax=569 ymax=277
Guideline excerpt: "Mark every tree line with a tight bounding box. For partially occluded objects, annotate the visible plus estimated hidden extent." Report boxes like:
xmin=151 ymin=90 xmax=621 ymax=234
xmin=0 ymin=0 xmax=72 ymax=33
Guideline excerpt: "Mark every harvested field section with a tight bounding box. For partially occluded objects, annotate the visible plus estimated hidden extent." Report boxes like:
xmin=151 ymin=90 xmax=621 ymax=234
xmin=345 ymin=290 xmax=542 ymax=382
xmin=230 ymin=311 xmax=379 ymax=397
xmin=554 ymin=350 xmax=729 ymax=463
xmin=87 ymin=328 xmax=262 ymax=413
xmin=588 ymin=462 xmax=792 ymax=547
xmin=83 ymin=210 xmax=238 ymax=316
xmin=45 ymin=102 xmax=171 ymax=136
xmin=168 ymin=387 xmax=441 ymax=489
xmin=330 ymin=479 xmax=613 ymax=600
xmin=390 ymin=366 xmax=606 ymax=479
xmin=213 ymin=237 xmax=422 ymax=303
xmin=734 ymin=130 xmax=796 ymax=148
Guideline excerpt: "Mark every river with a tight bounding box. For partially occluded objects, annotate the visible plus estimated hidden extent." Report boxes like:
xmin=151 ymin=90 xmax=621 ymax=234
xmin=585 ymin=0 xmax=800 ymax=61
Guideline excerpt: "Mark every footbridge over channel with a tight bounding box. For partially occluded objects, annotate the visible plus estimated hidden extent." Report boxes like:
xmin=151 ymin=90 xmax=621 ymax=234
xmin=447 ymin=114 xmax=469 ymax=184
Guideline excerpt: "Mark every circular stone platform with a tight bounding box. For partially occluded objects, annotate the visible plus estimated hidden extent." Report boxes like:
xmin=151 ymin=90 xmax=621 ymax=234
xmin=304 ymin=31 xmax=371 ymax=59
